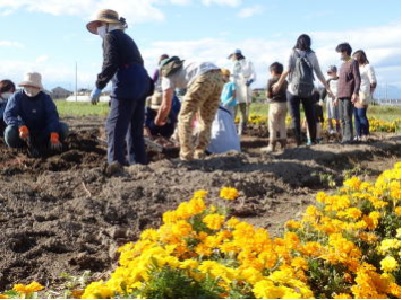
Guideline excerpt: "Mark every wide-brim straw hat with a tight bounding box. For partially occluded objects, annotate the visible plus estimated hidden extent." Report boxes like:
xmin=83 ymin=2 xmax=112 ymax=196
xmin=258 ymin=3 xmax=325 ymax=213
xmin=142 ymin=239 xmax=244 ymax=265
xmin=18 ymin=72 xmax=43 ymax=89
xmin=86 ymin=9 xmax=122 ymax=34
xmin=150 ymin=92 xmax=163 ymax=110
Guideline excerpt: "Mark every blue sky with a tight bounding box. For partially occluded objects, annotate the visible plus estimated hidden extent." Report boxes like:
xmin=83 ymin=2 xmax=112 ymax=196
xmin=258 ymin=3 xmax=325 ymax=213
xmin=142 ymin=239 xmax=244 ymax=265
xmin=0 ymin=0 xmax=400 ymax=98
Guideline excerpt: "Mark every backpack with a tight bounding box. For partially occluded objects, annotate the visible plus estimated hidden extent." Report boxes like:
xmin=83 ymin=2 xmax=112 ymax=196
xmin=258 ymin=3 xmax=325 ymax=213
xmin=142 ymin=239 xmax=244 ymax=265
xmin=291 ymin=50 xmax=315 ymax=97
xmin=160 ymin=56 xmax=184 ymax=78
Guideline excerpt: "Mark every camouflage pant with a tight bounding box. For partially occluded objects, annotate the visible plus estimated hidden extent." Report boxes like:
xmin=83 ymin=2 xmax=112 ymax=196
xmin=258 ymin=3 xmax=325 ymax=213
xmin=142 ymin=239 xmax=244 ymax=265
xmin=178 ymin=70 xmax=224 ymax=160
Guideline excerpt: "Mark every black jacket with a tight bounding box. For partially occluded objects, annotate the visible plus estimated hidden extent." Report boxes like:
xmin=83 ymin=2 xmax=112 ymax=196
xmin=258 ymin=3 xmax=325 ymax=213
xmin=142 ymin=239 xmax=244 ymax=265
xmin=96 ymin=29 xmax=144 ymax=90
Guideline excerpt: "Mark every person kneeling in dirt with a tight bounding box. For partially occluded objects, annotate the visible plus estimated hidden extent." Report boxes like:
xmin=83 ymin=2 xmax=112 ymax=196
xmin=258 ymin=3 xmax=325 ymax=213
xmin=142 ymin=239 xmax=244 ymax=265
xmin=145 ymin=92 xmax=180 ymax=147
xmin=3 ymin=72 xmax=69 ymax=157
xmin=0 ymin=79 xmax=16 ymax=134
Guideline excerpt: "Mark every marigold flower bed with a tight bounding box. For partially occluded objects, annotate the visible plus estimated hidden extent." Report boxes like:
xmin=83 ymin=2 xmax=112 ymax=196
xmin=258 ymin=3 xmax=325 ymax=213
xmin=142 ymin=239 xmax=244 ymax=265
xmin=2 ymin=163 xmax=400 ymax=299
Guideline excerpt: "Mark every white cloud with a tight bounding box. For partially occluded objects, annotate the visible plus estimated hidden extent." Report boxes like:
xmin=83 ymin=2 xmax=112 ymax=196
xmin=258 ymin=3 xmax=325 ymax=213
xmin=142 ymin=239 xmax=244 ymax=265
xmin=35 ymin=55 xmax=49 ymax=63
xmin=0 ymin=40 xmax=24 ymax=48
xmin=237 ymin=5 xmax=263 ymax=18
xmin=202 ymin=0 xmax=241 ymax=7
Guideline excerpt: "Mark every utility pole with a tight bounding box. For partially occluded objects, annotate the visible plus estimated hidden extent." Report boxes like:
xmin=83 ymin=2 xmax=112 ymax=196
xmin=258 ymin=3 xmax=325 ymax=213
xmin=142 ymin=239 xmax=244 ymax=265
xmin=75 ymin=61 xmax=78 ymax=102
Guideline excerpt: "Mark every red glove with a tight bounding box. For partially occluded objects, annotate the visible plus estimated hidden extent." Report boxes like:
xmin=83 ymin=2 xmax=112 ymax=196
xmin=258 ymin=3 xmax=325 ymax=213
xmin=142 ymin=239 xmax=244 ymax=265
xmin=50 ymin=132 xmax=62 ymax=151
xmin=18 ymin=125 xmax=29 ymax=140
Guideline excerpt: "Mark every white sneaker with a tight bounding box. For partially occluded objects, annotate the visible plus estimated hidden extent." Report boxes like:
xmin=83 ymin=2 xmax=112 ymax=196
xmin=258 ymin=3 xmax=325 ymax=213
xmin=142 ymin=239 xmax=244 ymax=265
xmin=329 ymin=130 xmax=335 ymax=135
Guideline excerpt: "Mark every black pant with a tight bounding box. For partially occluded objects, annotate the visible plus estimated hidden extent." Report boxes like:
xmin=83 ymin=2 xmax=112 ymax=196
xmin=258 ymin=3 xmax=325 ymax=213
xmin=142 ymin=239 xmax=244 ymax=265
xmin=289 ymin=94 xmax=316 ymax=143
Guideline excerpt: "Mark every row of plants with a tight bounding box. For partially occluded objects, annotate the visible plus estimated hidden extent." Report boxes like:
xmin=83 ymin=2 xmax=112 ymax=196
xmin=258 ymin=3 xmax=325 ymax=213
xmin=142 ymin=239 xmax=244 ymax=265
xmin=4 ymin=162 xmax=399 ymax=299
xmin=240 ymin=114 xmax=401 ymax=133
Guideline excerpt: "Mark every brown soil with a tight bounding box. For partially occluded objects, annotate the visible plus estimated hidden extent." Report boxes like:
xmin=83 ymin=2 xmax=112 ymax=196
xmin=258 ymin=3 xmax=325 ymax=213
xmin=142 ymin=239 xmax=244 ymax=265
xmin=0 ymin=115 xmax=400 ymax=291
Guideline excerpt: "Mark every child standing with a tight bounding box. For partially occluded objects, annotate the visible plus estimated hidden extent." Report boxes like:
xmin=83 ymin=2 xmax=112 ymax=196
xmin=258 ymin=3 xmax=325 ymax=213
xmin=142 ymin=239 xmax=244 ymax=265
xmin=220 ymin=69 xmax=237 ymax=115
xmin=265 ymin=62 xmax=288 ymax=151
xmin=325 ymin=65 xmax=341 ymax=135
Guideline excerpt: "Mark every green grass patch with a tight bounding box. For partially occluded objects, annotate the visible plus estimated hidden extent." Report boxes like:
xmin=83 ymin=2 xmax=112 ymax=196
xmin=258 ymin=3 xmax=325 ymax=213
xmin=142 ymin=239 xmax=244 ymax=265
xmin=55 ymin=99 xmax=109 ymax=117
xmin=249 ymin=102 xmax=401 ymax=122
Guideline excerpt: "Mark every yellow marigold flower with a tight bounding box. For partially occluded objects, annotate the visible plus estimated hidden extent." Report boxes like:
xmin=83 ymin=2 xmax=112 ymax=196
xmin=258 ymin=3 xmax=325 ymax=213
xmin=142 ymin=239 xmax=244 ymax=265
xmin=316 ymin=191 xmax=327 ymax=203
xmin=291 ymin=256 xmax=308 ymax=271
xmin=82 ymin=281 xmax=113 ymax=299
xmin=179 ymin=258 xmax=198 ymax=270
xmin=220 ymin=187 xmax=239 ymax=200
xmin=13 ymin=281 xmax=44 ymax=294
xmin=194 ymin=189 xmax=208 ymax=199
xmin=140 ymin=228 xmax=158 ymax=240
xmin=377 ymin=238 xmax=401 ymax=255
xmin=253 ymin=280 xmax=284 ymax=299
xmin=344 ymin=176 xmax=361 ymax=190
xmin=162 ymin=210 xmax=178 ymax=223
xmin=358 ymin=232 xmax=378 ymax=244
xmin=380 ymin=256 xmax=398 ymax=273
xmin=226 ymin=217 xmax=240 ymax=228
xmin=203 ymin=213 xmax=225 ymax=230
xmin=0 ymin=294 xmax=7 ymax=299
xmin=300 ymin=241 xmax=323 ymax=257
xmin=188 ymin=197 xmax=206 ymax=214
xmin=333 ymin=293 xmax=352 ymax=299
xmin=195 ymin=242 xmax=212 ymax=257
xmin=394 ymin=206 xmax=401 ymax=216
xmin=284 ymin=220 xmax=302 ymax=230
xmin=359 ymin=182 xmax=371 ymax=191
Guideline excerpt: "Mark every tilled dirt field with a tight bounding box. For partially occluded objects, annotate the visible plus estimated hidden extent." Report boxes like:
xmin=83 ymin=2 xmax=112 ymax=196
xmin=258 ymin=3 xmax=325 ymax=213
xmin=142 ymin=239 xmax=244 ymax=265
xmin=0 ymin=115 xmax=400 ymax=291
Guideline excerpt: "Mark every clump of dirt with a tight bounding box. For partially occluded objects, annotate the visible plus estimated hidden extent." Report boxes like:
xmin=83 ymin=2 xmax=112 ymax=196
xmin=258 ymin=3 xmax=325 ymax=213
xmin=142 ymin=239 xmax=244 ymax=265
xmin=0 ymin=116 xmax=400 ymax=291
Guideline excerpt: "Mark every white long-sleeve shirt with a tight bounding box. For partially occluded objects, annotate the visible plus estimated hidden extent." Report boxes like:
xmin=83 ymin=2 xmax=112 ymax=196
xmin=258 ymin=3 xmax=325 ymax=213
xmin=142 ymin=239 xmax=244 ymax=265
xmin=230 ymin=59 xmax=256 ymax=104
xmin=359 ymin=63 xmax=376 ymax=97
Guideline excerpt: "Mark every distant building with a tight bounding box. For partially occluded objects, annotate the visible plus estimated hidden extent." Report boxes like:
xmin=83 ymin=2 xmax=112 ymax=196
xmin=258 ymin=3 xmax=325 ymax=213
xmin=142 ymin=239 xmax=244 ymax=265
xmin=51 ymin=87 xmax=72 ymax=99
xmin=66 ymin=89 xmax=110 ymax=103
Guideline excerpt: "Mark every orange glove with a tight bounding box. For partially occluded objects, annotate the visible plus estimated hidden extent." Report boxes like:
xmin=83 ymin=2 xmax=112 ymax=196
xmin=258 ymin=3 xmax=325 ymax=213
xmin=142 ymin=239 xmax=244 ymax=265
xmin=50 ymin=132 xmax=62 ymax=151
xmin=18 ymin=125 xmax=29 ymax=140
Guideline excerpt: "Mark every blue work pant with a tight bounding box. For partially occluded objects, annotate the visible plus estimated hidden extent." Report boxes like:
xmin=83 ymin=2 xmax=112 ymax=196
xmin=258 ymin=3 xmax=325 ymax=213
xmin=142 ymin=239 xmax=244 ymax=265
xmin=353 ymin=106 xmax=369 ymax=136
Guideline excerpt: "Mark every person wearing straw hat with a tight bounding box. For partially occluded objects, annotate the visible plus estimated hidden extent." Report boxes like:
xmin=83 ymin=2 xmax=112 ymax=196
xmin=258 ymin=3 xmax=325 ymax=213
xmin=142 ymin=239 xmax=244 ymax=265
xmin=86 ymin=9 xmax=150 ymax=167
xmin=3 ymin=72 xmax=69 ymax=157
xmin=145 ymin=92 xmax=180 ymax=141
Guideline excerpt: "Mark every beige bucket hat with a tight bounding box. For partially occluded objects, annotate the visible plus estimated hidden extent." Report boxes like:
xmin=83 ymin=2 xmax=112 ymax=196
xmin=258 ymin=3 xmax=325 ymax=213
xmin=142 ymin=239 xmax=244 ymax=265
xmin=86 ymin=9 xmax=122 ymax=34
xmin=18 ymin=72 xmax=43 ymax=89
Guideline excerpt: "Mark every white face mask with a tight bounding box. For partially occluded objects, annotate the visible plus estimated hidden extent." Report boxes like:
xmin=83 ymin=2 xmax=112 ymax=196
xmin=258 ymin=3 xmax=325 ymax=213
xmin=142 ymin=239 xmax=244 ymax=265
xmin=96 ymin=25 xmax=107 ymax=38
xmin=24 ymin=87 xmax=40 ymax=97
xmin=0 ymin=92 xmax=13 ymax=100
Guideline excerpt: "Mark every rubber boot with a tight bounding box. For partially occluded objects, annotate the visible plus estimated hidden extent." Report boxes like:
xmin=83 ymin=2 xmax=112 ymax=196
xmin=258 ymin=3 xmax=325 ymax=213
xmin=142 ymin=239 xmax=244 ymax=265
xmin=279 ymin=139 xmax=286 ymax=150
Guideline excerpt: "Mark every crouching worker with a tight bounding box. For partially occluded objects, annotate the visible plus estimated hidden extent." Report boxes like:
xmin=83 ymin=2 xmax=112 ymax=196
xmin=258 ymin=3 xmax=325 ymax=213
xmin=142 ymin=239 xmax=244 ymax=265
xmin=145 ymin=92 xmax=180 ymax=147
xmin=3 ymin=72 xmax=69 ymax=157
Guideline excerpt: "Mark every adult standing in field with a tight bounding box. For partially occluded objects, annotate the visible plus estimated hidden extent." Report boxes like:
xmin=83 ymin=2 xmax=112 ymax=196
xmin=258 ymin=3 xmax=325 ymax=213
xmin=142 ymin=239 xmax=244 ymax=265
xmin=86 ymin=9 xmax=149 ymax=167
xmin=352 ymin=50 xmax=376 ymax=142
xmin=228 ymin=49 xmax=256 ymax=135
xmin=325 ymin=65 xmax=341 ymax=135
xmin=155 ymin=57 xmax=224 ymax=161
xmin=3 ymin=72 xmax=68 ymax=157
xmin=335 ymin=42 xmax=361 ymax=144
xmin=273 ymin=34 xmax=329 ymax=146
